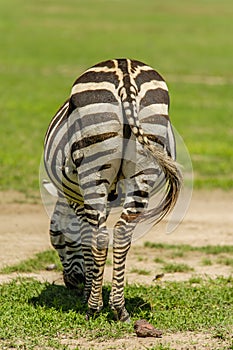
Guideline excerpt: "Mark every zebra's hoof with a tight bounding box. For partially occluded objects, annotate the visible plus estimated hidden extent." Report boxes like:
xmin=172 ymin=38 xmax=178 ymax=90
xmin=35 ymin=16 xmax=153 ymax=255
xmin=85 ymin=312 xmax=90 ymax=321
xmin=82 ymin=289 xmax=91 ymax=303
xmin=63 ymin=272 xmax=85 ymax=296
xmin=85 ymin=306 xmax=103 ymax=320
xmin=112 ymin=306 xmax=130 ymax=323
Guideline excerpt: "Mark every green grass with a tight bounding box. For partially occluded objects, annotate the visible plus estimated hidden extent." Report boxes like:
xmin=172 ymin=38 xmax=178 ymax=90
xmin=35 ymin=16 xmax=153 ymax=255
xmin=217 ymin=257 xmax=233 ymax=267
xmin=130 ymin=268 xmax=151 ymax=276
xmin=162 ymin=263 xmax=194 ymax=273
xmin=154 ymin=257 xmax=165 ymax=264
xmin=0 ymin=276 xmax=232 ymax=349
xmin=2 ymin=243 xmax=232 ymax=276
xmin=201 ymin=258 xmax=213 ymax=266
xmin=0 ymin=250 xmax=62 ymax=274
xmin=0 ymin=249 xmax=232 ymax=348
xmin=144 ymin=241 xmax=233 ymax=255
xmin=0 ymin=0 xmax=233 ymax=193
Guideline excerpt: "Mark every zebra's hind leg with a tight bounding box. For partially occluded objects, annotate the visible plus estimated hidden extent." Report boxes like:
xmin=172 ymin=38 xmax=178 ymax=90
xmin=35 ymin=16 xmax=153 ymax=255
xmin=50 ymin=196 xmax=85 ymax=293
xmin=109 ymin=179 xmax=154 ymax=322
xmin=109 ymin=221 xmax=132 ymax=322
xmin=77 ymin=174 xmax=116 ymax=318
xmin=85 ymin=222 xmax=110 ymax=319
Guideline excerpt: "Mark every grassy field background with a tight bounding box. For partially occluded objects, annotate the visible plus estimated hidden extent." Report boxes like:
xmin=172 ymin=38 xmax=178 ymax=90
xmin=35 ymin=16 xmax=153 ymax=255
xmin=0 ymin=0 xmax=233 ymax=194
xmin=0 ymin=1 xmax=233 ymax=348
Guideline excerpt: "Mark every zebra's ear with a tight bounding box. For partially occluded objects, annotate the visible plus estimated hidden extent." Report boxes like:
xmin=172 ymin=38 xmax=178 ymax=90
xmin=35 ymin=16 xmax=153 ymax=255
xmin=42 ymin=179 xmax=58 ymax=197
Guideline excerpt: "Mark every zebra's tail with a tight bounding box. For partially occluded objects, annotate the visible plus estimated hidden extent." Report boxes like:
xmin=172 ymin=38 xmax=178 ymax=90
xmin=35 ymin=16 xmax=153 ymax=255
xmin=122 ymin=99 xmax=183 ymax=226
xmin=144 ymin=142 xmax=183 ymax=225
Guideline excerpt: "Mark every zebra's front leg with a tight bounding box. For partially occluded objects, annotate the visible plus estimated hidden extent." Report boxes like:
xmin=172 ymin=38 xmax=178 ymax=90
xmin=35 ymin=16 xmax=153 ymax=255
xmin=86 ymin=225 xmax=109 ymax=319
xmin=79 ymin=217 xmax=94 ymax=303
xmin=50 ymin=197 xmax=85 ymax=290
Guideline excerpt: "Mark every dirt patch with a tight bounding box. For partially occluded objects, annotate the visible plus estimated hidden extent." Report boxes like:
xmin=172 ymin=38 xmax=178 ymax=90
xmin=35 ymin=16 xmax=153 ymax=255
xmin=0 ymin=197 xmax=50 ymax=268
xmin=0 ymin=190 xmax=232 ymax=349
xmin=1 ymin=190 xmax=232 ymax=277
xmin=61 ymin=331 xmax=231 ymax=350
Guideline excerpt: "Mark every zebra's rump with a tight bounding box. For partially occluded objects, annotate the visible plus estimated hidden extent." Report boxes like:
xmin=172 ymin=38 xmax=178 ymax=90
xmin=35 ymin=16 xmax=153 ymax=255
xmin=44 ymin=59 xmax=178 ymax=212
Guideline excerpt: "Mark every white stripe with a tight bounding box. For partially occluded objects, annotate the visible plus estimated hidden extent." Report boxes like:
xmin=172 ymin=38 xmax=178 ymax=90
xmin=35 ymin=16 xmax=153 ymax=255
xmin=85 ymin=60 xmax=117 ymax=73
xmin=44 ymin=102 xmax=69 ymax=144
xmin=139 ymin=80 xmax=168 ymax=98
xmin=71 ymin=81 xmax=118 ymax=96
xmin=139 ymin=64 xmax=158 ymax=72
xmin=139 ymin=104 xmax=169 ymax=117
xmin=143 ymin=124 xmax=168 ymax=139
xmin=71 ymin=102 xmax=122 ymax=119
xmin=44 ymin=121 xmax=68 ymax=160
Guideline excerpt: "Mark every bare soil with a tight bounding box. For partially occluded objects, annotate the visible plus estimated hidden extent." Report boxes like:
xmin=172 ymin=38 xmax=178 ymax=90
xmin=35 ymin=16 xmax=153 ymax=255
xmin=0 ymin=190 xmax=232 ymax=349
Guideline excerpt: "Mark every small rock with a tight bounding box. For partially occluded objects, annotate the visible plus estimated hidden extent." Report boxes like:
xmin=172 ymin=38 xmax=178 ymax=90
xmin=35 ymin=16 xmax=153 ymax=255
xmin=46 ymin=264 xmax=57 ymax=271
xmin=134 ymin=319 xmax=162 ymax=338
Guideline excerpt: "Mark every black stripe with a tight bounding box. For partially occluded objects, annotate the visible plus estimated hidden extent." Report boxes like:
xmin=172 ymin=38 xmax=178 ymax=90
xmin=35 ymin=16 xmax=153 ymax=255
xmin=84 ymin=192 xmax=106 ymax=200
xmin=79 ymin=164 xmax=112 ymax=180
xmin=52 ymin=244 xmax=66 ymax=249
xmin=85 ymin=212 xmax=98 ymax=222
xmin=45 ymin=99 xmax=69 ymax=143
xmin=146 ymin=179 xmax=158 ymax=187
xmin=71 ymin=132 xmax=118 ymax=151
xmin=81 ymin=179 xmax=110 ymax=190
xmin=61 ymin=187 xmax=83 ymax=202
xmin=45 ymin=115 xmax=68 ymax=162
xmin=50 ymin=229 xmax=62 ymax=236
xmin=145 ymin=133 xmax=171 ymax=156
xmin=113 ymin=257 xmax=127 ymax=265
xmin=114 ymin=276 xmax=124 ymax=284
xmin=128 ymin=190 xmax=149 ymax=198
xmin=46 ymin=149 xmax=83 ymax=201
xmin=73 ymin=148 xmax=118 ymax=168
xmin=84 ymin=202 xmax=105 ymax=212
xmin=74 ymin=71 xmax=119 ymax=88
xmin=140 ymin=88 xmax=169 ymax=108
xmin=70 ymin=89 xmax=118 ymax=109
xmin=72 ymin=155 xmax=84 ymax=167
xmin=113 ymin=266 xmax=124 ymax=273
xmin=45 ymin=153 xmax=84 ymax=202
xmin=124 ymin=201 xmax=146 ymax=209
xmin=131 ymin=59 xmax=148 ymax=68
xmin=130 ymin=168 xmax=160 ymax=179
xmin=62 ymin=166 xmax=81 ymax=188
xmin=141 ymin=114 xmax=168 ymax=125
xmin=134 ymin=69 xmax=165 ymax=91
xmin=65 ymin=242 xmax=82 ymax=248
xmin=145 ymin=134 xmax=166 ymax=148
xmin=92 ymin=60 xmax=116 ymax=69
xmin=79 ymin=112 xmax=119 ymax=129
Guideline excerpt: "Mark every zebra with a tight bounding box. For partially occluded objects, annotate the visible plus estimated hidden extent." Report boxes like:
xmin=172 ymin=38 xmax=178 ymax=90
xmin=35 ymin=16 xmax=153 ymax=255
xmin=43 ymin=58 xmax=182 ymax=322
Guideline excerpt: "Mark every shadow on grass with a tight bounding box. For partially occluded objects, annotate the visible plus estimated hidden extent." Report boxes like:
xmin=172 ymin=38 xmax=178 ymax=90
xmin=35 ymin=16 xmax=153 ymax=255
xmin=30 ymin=283 xmax=87 ymax=313
xmin=29 ymin=282 xmax=151 ymax=321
